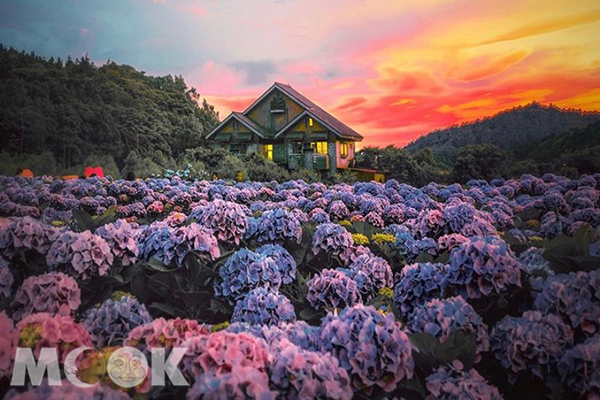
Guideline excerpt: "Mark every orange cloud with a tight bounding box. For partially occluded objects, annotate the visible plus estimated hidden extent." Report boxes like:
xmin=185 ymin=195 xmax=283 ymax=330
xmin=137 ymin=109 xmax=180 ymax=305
xmin=451 ymin=50 xmax=530 ymax=81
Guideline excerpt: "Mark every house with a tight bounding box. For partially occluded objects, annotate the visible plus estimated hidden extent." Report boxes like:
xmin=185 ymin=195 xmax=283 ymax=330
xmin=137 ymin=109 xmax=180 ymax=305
xmin=206 ymin=82 xmax=363 ymax=175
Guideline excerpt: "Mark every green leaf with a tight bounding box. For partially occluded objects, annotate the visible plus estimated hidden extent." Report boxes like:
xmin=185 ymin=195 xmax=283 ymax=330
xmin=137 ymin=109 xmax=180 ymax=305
xmin=71 ymin=209 xmax=96 ymax=231
xmin=146 ymin=257 xmax=176 ymax=272
xmin=149 ymin=302 xmax=185 ymax=317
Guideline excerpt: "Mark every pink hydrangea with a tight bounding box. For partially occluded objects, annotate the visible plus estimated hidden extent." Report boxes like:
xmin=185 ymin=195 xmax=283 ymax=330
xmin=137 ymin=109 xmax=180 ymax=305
xmin=11 ymin=272 xmax=81 ymax=321
xmin=0 ymin=216 xmax=59 ymax=258
xmin=126 ymin=317 xmax=210 ymax=355
xmin=16 ymin=313 xmax=93 ymax=363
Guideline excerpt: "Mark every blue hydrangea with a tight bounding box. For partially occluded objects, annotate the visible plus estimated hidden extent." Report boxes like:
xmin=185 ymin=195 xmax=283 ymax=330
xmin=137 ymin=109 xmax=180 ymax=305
xmin=534 ymin=269 xmax=600 ymax=336
xmin=518 ymin=247 xmax=554 ymax=276
xmin=231 ymin=288 xmax=296 ymax=326
xmin=309 ymin=208 xmax=331 ymax=224
xmin=445 ymin=236 xmax=522 ymax=299
xmin=394 ymin=262 xmax=447 ymax=317
xmin=82 ymin=295 xmax=152 ymax=347
xmin=491 ymin=311 xmax=574 ymax=382
xmin=306 ymin=269 xmax=360 ymax=310
xmin=253 ymin=208 xmax=302 ymax=243
xmin=425 ymin=365 xmax=503 ymax=400
xmin=320 ymin=304 xmax=414 ymax=392
xmin=558 ymin=334 xmax=600 ymax=397
xmin=255 ymin=244 xmax=297 ymax=285
xmin=442 ymin=202 xmax=476 ymax=233
xmin=407 ymin=296 xmax=490 ymax=361
xmin=345 ymin=254 xmax=393 ymax=302
xmin=188 ymin=199 xmax=248 ymax=245
xmin=214 ymin=248 xmax=283 ymax=305
xmin=312 ymin=223 xmax=353 ymax=257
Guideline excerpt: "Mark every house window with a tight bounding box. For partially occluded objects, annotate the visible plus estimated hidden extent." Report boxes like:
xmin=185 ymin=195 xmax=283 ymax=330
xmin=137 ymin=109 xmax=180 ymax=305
xmin=291 ymin=142 xmax=303 ymax=154
xmin=311 ymin=141 xmax=328 ymax=155
xmin=230 ymin=143 xmax=247 ymax=155
xmin=339 ymin=142 xmax=349 ymax=158
xmin=308 ymin=117 xmax=313 ymax=127
xmin=262 ymin=144 xmax=273 ymax=160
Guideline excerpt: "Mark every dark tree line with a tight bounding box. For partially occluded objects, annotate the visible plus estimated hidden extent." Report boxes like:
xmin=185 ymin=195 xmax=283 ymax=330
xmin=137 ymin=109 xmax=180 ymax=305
xmin=0 ymin=45 xmax=219 ymax=173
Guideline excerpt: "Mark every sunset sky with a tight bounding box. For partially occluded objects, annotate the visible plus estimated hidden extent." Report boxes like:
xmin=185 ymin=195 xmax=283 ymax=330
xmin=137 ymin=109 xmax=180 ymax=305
xmin=1 ymin=0 xmax=599 ymax=146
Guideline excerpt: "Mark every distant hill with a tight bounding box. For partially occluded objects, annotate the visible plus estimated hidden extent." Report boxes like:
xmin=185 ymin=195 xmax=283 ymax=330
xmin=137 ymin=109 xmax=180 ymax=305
xmin=405 ymin=103 xmax=600 ymax=163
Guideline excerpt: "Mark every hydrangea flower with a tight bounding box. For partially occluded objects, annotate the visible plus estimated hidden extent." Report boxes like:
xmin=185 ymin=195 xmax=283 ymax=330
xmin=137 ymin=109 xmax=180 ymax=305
xmin=491 ymin=311 xmax=574 ymax=382
xmin=268 ymin=338 xmax=353 ymax=400
xmin=425 ymin=365 xmax=503 ymax=400
xmin=189 ymin=199 xmax=248 ymax=245
xmin=215 ymin=248 xmax=283 ymax=305
xmin=445 ymin=236 xmax=522 ymax=299
xmin=558 ymin=334 xmax=600 ymax=397
xmin=255 ymin=243 xmax=297 ymax=285
xmin=383 ymin=204 xmax=404 ymax=224
xmin=306 ymin=269 xmax=360 ymax=310
xmin=126 ymin=317 xmax=210 ymax=355
xmin=312 ymin=223 xmax=353 ymax=256
xmin=139 ymin=222 xmax=220 ymax=267
xmin=0 ymin=216 xmax=59 ymax=258
xmin=408 ymin=296 xmax=490 ymax=361
xmin=320 ymin=304 xmax=414 ymax=392
xmin=328 ymin=200 xmax=349 ymax=220
xmin=0 ymin=257 xmax=13 ymax=297
xmin=82 ymin=295 xmax=152 ymax=347
xmin=518 ymin=247 xmax=554 ymax=276
xmin=0 ymin=312 xmax=18 ymax=379
xmin=5 ymin=379 xmax=131 ymax=400
xmin=182 ymin=331 xmax=275 ymax=400
xmin=17 ymin=313 xmax=93 ymax=363
xmin=11 ymin=272 xmax=81 ymax=321
xmin=339 ymin=245 xmax=373 ymax=267
xmin=310 ymin=208 xmax=331 ymax=224
xmin=47 ymin=231 xmax=114 ymax=281
xmin=364 ymin=211 xmax=385 ymax=228
xmin=253 ymin=208 xmax=302 ymax=243
xmin=231 ymin=288 xmax=296 ymax=325
xmin=394 ymin=262 xmax=447 ymax=317
xmin=437 ymin=234 xmax=469 ymax=252
xmin=345 ymin=254 xmax=393 ymax=301
xmin=534 ymin=270 xmax=600 ymax=336
xmin=96 ymin=219 xmax=142 ymax=267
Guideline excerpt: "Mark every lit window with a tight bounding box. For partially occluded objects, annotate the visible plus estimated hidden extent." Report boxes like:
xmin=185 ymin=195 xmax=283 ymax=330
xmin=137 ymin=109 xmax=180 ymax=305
xmin=311 ymin=141 xmax=328 ymax=155
xmin=308 ymin=117 xmax=314 ymax=127
xmin=262 ymin=144 xmax=273 ymax=160
xmin=292 ymin=142 xmax=303 ymax=154
xmin=339 ymin=142 xmax=348 ymax=158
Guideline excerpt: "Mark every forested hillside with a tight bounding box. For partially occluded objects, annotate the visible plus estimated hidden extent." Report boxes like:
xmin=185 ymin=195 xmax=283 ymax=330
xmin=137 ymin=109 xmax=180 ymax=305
xmin=405 ymin=103 xmax=600 ymax=164
xmin=0 ymin=45 xmax=219 ymax=174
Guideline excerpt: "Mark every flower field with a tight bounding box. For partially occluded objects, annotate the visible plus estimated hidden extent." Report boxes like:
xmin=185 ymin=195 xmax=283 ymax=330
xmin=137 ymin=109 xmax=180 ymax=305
xmin=1 ymin=173 xmax=600 ymax=400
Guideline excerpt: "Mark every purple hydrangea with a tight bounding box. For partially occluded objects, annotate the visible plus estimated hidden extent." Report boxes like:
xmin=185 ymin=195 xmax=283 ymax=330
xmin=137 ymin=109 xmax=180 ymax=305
xmin=534 ymin=270 xmax=600 ymax=336
xmin=0 ymin=312 xmax=18 ymax=380
xmin=437 ymin=234 xmax=469 ymax=252
xmin=345 ymin=254 xmax=393 ymax=301
xmin=328 ymin=200 xmax=349 ymax=220
xmin=558 ymin=334 xmax=600 ymax=397
xmin=11 ymin=272 xmax=81 ymax=321
xmin=189 ymin=199 xmax=248 ymax=245
xmin=491 ymin=311 xmax=574 ymax=382
xmin=364 ymin=211 xmax=385 ymax=228
xmin=408 ymin=296 xmax=490 ymax=361
xmin=339 ymin=245 xmax=373 ymax=267
xmin=309 ymin=208 xmax=331 ymax=224
xmin=312 ymin=223 xmax=353 ymax=257
xmin=215 ymin=248 xmax=283 ymax=305
xmin=445 ymin=236 xmax=522 ymax=299
xmin=306 ymin=269 xmax=360 ymax=310
xmin=138 ymin=222 xmax=220 ymax=267
xmin=425 ymin=365 xmax=503 ymax=400
xmin=231 ymin=288 xmax=296 ymax=326
xmin=320 ymin=304 xmax=414 ymax=392
xmin=518 ymin=247 xmax=554 ymax=276
xmin=82 ymin=294 xmax=152 ymax=347
xmin=0 ymin=257 xmax=13 ymax=297
xmin=394 ymin=262 xmax=447 ymax=317
xmin=46 ymin=231 xmax=114 ymax=280
xmin=383 ymin=204 xmax=405 ymax=225
xmin=96 ymin=219 xmax=142 ymax=267
xmin=268 ymin=338 xmax=353 ymax=400
xmin=0 ymin=216 xmax=59 ymax=258
xmin=253 ymin=208 xmax=302 ymax=243
xmin=255 ymin=244 xmax=297 ymax=285
xmin=5 ymin=379 xmax=131 ymax=400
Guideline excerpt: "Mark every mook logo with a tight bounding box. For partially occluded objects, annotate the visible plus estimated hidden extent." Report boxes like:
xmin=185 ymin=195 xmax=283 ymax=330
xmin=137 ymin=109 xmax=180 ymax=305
xmin=10 ymin=346 xmax=189 ymax=388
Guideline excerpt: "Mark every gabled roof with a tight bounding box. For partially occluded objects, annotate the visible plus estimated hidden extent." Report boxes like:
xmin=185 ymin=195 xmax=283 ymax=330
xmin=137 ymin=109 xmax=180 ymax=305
xmin=206 ymin=111 xmax=265 ymax=139
xmin=242 ymin=82 xmax=363 ymax=141
xmin=274 ymin=83 xmax=363 ymax=141
xmin=208 ymin=82 xmax=363 ymax=141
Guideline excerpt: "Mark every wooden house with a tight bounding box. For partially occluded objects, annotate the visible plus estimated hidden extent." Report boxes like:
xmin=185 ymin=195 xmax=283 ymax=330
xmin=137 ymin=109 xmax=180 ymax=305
xmin=206 ymin=82 xmax=363 ymax=175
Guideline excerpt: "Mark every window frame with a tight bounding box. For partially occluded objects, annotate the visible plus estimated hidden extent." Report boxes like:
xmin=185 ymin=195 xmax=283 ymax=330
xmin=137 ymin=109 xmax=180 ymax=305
xmin=311 ymin=141 xmax=328 ymax=155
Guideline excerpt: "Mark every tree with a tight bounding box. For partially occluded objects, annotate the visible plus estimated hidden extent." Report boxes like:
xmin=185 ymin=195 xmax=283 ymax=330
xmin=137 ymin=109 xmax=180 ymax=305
xmin=452 ymin=144 xmax=506 ymax=182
